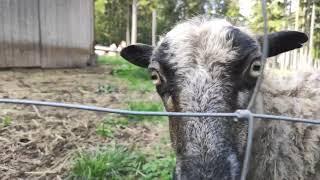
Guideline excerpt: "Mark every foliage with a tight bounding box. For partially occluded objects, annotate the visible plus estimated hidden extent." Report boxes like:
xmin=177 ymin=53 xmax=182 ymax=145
xmin=97 ymin=55 xmax=126 ymax=66
xmin=70 ymin=146 xmax=146 ymax=180
xmin=96 ymin=117 xmax=129 ymax=137
xmin=98 ymin=55 xmax=154 ymax=92
xmin=70 ymin=145 xmax=175 ymax=180
xmin=249 ymin=0 xmax=289 ymax=32
xmin=224 ymin=0 xmax=245 ymax=23
xmin=174 ymin=0 xmax=207 ymax=19
xmin=95 ymin=0 xmax=320 ymax=62
xmin=127 ymin=101 xmax=166 ymax=122
xmin=206 ymin=0 xmax=242 ymax=19
xmin=96 ymin=101 xmax=165 ymax=138
xmin=156 ymin=0 xmax=181 ymax=36
xmin=248 ymin=0 xmax=320 ymax=61
xmin=96 ymin=55 xmax=166 ymax=138
xmin=94 ymin=0 xmax=244 ymax=44
xmin=141 ymin=154 xmax=175 ymax=180
xmin=95 ymin=0 xmax=130 ymax=44
xmin=96 ymin=84 xmax=118 ymax=94
xmin=1 ymin=116 xmax=12 ymax=127
xmin=313 ymin=3 xmax=320 ymax=59
xmin=94 ymin=0 xmax=107 ymax=44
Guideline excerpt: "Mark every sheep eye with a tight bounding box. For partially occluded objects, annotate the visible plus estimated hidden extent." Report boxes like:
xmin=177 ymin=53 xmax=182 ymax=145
xmin=150 ymin=71 xmax=161 ymax=86
xmin=249 ymin=60 xmax=262 ymax=78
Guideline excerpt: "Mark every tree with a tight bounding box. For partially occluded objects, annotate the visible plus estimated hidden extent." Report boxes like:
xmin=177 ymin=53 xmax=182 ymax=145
xmin=94 ymin=0 xmax=108 ymax=44
xmin=126 ymin=4 xmax=131 ymax=45
xmin=152 ymin=9 xmax=157 ymax=46
xmin=95 ymin=0 xmax=243 ymax=45
xmin=249 ymin=0 xmax=289 ymax=33
xmin=94 ymin=0 xmax=131 ymax=45
xmin=131 ymin=0 xmax=138 ymax=44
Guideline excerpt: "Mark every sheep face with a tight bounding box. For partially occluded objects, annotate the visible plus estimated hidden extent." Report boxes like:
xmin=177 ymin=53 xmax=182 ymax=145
xmin=121 ymin=17 xmax=308 ymax=180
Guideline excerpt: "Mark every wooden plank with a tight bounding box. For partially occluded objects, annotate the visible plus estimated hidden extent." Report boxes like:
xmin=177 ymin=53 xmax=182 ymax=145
xmin=0 ymin=0 xmax=41 ymax=68
xmin=40 ymin=0 xmax=94 ymax=68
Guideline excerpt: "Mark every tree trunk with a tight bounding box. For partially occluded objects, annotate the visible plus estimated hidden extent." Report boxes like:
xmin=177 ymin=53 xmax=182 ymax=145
xmin=152 ymin=10 xmax=157 ymax=46
xmin=293 ymin=0 xmax=300 ymax=70
xmin=308 ymin=1 xmax=315 ymax=69
xmin=131 ymin=0 xmax=137 ymax=44
xmin=126 ymin=4 xmax=131 ymax=45
xmin=294 ymin=0 xmax=300 ymax=31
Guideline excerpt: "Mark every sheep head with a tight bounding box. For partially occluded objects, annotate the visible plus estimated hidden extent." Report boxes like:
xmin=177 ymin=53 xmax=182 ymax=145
xmin=120 ymin=17 xmax=308 ymax=180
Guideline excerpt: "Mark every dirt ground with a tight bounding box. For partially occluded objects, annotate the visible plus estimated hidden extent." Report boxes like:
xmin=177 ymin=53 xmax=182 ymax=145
xmin=0 ymin=66 xmax=168 ymax=179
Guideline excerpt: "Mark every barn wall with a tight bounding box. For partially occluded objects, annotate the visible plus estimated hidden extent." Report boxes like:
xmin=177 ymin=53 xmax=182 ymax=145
xmin=0 ymin=0 xmax=41 ymax=67
xmin=0 ymin=0 xmax=94 ymax=68
xmin=40 ymin=0 xmax=94 ymax=68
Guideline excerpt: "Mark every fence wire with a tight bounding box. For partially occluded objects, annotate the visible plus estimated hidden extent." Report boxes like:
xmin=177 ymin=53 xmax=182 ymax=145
xmin=0 ymin=0 xmax=318 ymax=179
xmin=0 ymin=98 xmax=320 ymax=180
xmin=241 ymin=0 xmax=269 ymax=178
xmin=1 ymin=99 xmax=319 ymax=124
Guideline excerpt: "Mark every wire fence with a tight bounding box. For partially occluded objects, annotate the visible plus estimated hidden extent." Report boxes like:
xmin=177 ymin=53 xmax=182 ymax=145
xmin=0 ymin=97 xmax=319 ymax=180
xmin=0 ymin=0 xmax=319 ymax=180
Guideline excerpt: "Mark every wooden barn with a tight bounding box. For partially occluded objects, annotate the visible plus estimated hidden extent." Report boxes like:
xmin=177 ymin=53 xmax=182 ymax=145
xmin=0 ymin=0 xmax=95 ymax=68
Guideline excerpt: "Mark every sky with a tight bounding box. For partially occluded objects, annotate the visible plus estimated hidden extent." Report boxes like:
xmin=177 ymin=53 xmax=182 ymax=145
xmin=239 ymin=0 xmax=254 ymax=17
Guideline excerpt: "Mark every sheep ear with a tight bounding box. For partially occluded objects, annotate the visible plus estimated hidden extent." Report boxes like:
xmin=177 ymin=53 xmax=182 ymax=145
xmin=257 ymin=31 xmax=308 ymax=57
xmin=120 ymin=43 xmax=153 ymax=68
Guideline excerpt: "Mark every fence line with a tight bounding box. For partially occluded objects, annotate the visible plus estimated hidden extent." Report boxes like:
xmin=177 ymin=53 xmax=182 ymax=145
xmin=0 ymin=98 xmax=320 ymax=180
xmin=240 ymin=0 xmax=269 ymax=178
xmin=0 ymin=99 xmax=319 ymax=124
xmin=270 ymin=48 xmax=320 ymax=71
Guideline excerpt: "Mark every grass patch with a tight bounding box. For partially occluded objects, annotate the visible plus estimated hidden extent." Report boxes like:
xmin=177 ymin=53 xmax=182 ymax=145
xmin=96 ymin=101 xmax=166 ymax=138
xmin=96 ymin=83 xmax=118 ymax=94
xmin=96 ymin=117 xmax=129 ymax=138
xmin=70 ymin=145 xmax=175 ymax=180
xmin=98 ymin=55 xmax=154 ymax=92
xmin=85 ymin=56 xmax=173 ymax=179
xmin=142 ymin=155 xmax=175 ymax=180
xmin=127 ymin=101 xmax=166 ymax=122
xmin=1 ymin=116 xmax=12 ymax=127
xmin=70 ymin=146 xmax=146 ymax=180
xmin=98 ymin=55 xmax=127 ymax=66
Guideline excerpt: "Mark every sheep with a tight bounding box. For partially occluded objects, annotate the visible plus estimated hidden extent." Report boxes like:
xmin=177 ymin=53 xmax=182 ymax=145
xmin=120 ymin=16 xmax=320 ymax=180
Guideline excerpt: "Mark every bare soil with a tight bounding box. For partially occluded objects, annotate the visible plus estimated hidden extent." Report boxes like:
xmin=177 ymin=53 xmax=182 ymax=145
xmin=0 ymin=66 xmax=169 ymax=179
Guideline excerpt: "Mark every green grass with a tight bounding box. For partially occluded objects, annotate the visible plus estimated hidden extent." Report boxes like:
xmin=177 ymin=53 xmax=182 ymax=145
xmin=98 ymin=55 xmax=126 ymax=66
xmin=79 ymin=56 xmax=173 ymax=179
xmin=1 ymin=116 xmax=12 ymax=127
xmin=96 ymin=83 xmax=118 ymax=94
xmin=98 ymin=55 xmax=154 ymax=92
xmin=70 ymin=145 xmax=175 ymax=180
xmin=96 ymin=101 xmax=166 ymax=138
xmin=127 ymin=101 xmax=167 ymax=122
xmin=96 ymin=116 xmax=129 ymax=138
xmin=141 ymin=155 xmax=175 ymax=180
xmin=70 ymin=146 xmax=146 ymax=180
